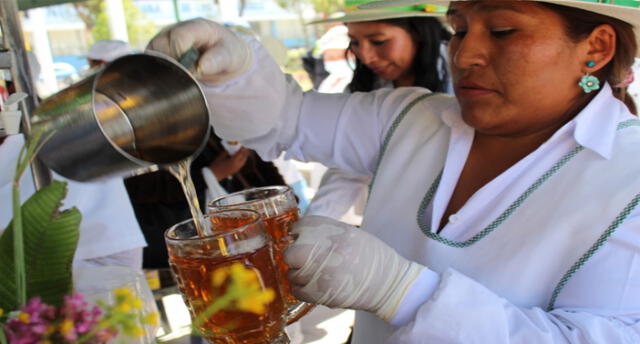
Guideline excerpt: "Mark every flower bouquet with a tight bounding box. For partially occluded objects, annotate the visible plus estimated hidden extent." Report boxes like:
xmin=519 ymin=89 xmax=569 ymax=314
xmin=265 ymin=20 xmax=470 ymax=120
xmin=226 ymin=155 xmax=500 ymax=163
xmin=0 ymin=133 xmax=278 ymax=343
xmin=0 ymin=133 xmax=157 ymax=343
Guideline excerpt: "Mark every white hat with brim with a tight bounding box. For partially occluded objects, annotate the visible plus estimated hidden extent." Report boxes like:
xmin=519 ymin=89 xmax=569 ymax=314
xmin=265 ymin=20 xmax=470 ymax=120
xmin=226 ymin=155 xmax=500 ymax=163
xmin=307 ymin=0 xmax=447 ymax=24
xmin=86 ymin=40 xmax=133 ymax=62
xmin=308 ymin=9 xmax=444 ymax=24
xmin=360 ymin=0 xmax=640 ymax=56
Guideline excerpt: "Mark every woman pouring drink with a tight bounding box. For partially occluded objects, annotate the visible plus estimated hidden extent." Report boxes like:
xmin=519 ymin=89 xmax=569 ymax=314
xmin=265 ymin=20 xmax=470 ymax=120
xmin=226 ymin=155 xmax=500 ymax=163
xmin=148 ymin=0 xmax=640 ymax=342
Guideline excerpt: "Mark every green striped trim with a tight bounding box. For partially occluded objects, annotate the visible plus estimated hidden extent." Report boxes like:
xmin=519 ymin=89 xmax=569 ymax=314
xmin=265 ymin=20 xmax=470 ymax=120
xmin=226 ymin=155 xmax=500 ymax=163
xmin=580 ymin=0 xmax=640 ymax=8
xmin=368 ymin=92 xmax=438 ymax=194
xmin=417 ymin=145 xmax=585 ymax=247
xmin=344 ymin=0 xmax=447 ymax=13
xmin=547 ymin=193 xmax=640 ymax=310
xmin=547 ymin=118 xmax=640 ymax=309
xmin=368 ymin=97 xmax=640 ymax=310
xmin=617 ymin=118 xmax=640 ymax=130
xmin=418 ymin=118 xmax=640 ymax=248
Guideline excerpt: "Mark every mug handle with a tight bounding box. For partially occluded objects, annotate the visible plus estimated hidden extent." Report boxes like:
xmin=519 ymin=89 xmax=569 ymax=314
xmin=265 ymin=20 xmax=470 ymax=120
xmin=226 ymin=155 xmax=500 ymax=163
xmin=279 ymin=233 xmax=315 ymax=325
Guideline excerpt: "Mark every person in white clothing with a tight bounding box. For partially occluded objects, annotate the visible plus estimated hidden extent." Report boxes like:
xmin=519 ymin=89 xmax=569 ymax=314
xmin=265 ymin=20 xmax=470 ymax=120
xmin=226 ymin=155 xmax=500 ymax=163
xmin=315 ymin=25 xmax=354 ymax=94
xmin=303 ymin=4 xmax=453 ymax=342
xmin=1 ymin=42 xmax=145 ymax=269
xmin=86 ymin=40 xmax=133 ymax=69
xmin=306 ymin=2 xmax=452 ymax=224
xmin=147 ymin=1 xmax=640 ymax=343
xmin=0 ymin=135 xmax=147 ymax=269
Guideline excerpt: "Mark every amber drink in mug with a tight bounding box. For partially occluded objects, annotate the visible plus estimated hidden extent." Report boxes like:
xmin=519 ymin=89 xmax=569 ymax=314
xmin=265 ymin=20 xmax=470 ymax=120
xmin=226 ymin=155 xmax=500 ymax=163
xmin=208 ymin=186 xmax=314 ymax=324
xmin=165 ymin=209 xmax=289 ymax=344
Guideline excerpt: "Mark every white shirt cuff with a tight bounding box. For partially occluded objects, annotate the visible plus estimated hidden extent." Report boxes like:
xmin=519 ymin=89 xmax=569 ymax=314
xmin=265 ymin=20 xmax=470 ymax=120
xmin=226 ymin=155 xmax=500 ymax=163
xmin=390 ymin=268 xmax=441 ymax=327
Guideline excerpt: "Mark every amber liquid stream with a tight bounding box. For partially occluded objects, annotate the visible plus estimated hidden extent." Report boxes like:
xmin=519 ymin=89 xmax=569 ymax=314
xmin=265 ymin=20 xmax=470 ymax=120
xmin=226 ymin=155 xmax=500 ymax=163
xmin=165 ymin=159 xmax=210 ymax=237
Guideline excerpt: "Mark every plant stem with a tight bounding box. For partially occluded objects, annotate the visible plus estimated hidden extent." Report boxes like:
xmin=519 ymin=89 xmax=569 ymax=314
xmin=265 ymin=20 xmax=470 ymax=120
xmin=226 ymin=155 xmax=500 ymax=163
xmin=191 ymin=292 xmax=238 ymax=330
xmin=0 ymin=325 xmax=7 ymax=344
xmin=191 ymin=288 xmax=253 ymax=331
xmin=12 ymin=146 xmax=27 ymax=307
xmin=10 ymin=131 xmax=48 ymax=307
xmin=73 ymin=312 xmax=126 ymax=344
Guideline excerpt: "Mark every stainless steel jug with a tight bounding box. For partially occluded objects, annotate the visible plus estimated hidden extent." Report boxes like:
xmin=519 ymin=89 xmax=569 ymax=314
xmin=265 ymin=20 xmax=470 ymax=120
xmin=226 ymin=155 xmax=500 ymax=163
xmin=30 ymin=52 xmax=210 ymax=181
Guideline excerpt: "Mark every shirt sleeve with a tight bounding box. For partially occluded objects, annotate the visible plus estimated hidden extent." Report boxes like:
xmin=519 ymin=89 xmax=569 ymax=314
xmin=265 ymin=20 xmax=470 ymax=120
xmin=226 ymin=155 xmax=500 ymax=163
xmin=388 ymin=269 xmax=640 ymax=343
xmin=0 ymin=135 xmax=147 ymax=262
xmin=305 ymin=167 xmax=370 ymax=220
xmin=387 ymin=210 xmax=640 ymax=344
xmin=67 ymin=176 xmax=147 ymax=261
xmin=200 ymin=36 xmax=432 ymax=176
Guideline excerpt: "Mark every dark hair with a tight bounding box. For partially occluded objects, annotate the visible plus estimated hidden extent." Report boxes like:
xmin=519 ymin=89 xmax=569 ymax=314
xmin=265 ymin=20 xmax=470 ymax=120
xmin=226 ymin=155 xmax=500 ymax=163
xmin=540 ymin=3 xmax=637 ymax=104
xmin=623 ymin=91 xmax=638 ymax=115
xmin=347 ymin=17 xmax=451 ymax=93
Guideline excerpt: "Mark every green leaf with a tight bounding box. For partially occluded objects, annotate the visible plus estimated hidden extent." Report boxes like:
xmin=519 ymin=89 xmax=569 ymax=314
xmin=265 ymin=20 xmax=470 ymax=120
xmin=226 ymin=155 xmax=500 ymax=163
xmin=0 ymin=180 xmax=81 ymax=310
xmin=0 ymin=326 xmax=6 ymax=344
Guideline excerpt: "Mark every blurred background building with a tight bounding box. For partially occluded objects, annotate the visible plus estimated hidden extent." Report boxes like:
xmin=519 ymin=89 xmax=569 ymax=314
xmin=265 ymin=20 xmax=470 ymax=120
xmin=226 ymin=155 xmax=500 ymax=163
xmin=18 ymin=0 xmax=335 ymax=97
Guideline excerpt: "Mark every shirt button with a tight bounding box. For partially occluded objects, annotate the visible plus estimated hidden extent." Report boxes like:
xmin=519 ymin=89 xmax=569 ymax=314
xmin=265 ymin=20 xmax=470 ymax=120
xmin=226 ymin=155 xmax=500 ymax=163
xmin=448 ymin=214 xmax=460 ymax=223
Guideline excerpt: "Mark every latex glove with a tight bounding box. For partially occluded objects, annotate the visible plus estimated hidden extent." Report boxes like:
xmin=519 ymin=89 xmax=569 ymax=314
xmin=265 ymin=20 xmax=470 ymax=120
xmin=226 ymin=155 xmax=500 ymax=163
xmin=146 ymin=18 xmax=253 ymax=84
xmin=285 ymin=216 xmax=426 ymax=321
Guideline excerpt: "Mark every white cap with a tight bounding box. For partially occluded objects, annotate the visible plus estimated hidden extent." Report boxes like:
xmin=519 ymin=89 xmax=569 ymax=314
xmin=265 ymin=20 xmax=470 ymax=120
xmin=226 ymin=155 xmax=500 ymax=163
xmin=86 ymin=40 xmax=132 ymax=62
xmin=315 ymin=25 xmax=350 ymax=57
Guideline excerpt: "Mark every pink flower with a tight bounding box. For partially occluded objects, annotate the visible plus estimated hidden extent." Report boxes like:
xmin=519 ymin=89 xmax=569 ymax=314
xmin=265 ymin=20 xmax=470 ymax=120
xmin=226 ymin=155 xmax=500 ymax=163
xmin=5 ymin=297 xmax=56 ymax=344
xmin=58 ymin=294 xmax=103 ymax=340
xmin=4 ymin=294 xmax=107 ymax=343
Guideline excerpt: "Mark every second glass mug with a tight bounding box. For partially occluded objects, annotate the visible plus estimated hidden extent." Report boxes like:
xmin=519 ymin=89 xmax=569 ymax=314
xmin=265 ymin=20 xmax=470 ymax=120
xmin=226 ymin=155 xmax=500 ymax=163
xmin=208 ymin=186 xmax=315 ymax=324
xmin=165 ymin=209 xmax=290 ymax=344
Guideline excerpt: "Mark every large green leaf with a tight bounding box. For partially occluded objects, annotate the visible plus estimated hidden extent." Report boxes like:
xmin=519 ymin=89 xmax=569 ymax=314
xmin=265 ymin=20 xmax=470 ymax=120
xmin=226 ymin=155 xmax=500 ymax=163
xmin=0 ymin=180 xmax=81 ymax=310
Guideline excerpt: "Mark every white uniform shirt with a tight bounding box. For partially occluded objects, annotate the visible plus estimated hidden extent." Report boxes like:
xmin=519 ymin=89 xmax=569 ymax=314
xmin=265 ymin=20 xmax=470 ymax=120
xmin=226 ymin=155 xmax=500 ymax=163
xmin=201 ymin=38 xmax=640 ymax=342
xmin=0 ymin=135 xmax=147 ymax=266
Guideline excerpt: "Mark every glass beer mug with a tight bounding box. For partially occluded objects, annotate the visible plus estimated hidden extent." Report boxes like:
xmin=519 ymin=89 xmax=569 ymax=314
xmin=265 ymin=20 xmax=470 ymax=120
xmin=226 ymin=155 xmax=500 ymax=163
xmin=208 ymin=186 xmax=314 ymax=324
xmin=165 ymin=209 xmax=290 ymax=344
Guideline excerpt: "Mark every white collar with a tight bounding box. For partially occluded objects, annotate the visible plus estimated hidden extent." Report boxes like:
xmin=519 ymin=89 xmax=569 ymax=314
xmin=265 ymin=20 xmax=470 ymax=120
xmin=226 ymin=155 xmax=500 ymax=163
xmin=572 ymin=82 xmax=635 ymax=159
xmin=441 ymin=83 xmax=634 ymax=160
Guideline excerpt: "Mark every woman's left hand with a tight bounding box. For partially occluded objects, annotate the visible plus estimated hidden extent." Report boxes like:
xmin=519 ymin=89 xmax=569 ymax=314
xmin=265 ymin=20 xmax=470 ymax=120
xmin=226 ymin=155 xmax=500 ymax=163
xmin=208 ymin=147 xmax=250 ymax=180
xmin=285 ymin=215 xmax=427 ymax=321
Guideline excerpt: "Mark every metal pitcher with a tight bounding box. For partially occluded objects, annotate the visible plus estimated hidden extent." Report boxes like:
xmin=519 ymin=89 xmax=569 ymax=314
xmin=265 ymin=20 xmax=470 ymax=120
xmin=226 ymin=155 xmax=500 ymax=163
xmin=30 ymin=52 xmax=210 ymax=182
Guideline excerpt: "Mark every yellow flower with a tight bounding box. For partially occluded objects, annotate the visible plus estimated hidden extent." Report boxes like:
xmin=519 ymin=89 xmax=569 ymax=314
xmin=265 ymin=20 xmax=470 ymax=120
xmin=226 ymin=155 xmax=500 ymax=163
xmin=131 ymin=298 xmax=144 ymax=310
xmin=60 ymin=319 xmax=74 ymax=336
xmin=114 ymin=287 xmax=134 ymax=302
xmin=142 ymin=312 xmax=159 ymax=326
xmin=236 ymin=288 xmax=275 ymax=315
xmin=18 ymin=312 xmax=30 ymax=323
xmin=0 ymin=308 xmax=4 ymax=317
xmin=114 ymin=302 xmax=132 ymax=313
xmin=123 ymin=325 xmax=144 ymax=337
xmin=42 ymin=341 xmax=53 ymax=344
xmin=212 ymin=266 xmax=231 ymax=287
xmin=230 ymin=262 xmax=261 ymax=290
xmin=45 ymin=324 xmax=56 ymax=336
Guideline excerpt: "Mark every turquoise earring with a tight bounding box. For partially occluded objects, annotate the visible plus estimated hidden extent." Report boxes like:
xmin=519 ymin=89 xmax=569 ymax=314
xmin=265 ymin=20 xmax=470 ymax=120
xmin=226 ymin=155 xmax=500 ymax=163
xmin=579 ymin=60 xmax=600 ymax=93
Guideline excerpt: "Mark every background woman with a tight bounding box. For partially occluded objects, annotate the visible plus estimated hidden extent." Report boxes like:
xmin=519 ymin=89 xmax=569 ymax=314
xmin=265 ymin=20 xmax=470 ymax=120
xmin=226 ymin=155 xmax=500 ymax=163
xmin=306 ymin=1 xmax=452 ymax=224
xmin=148 ymin=0 xmax=640 ymax=342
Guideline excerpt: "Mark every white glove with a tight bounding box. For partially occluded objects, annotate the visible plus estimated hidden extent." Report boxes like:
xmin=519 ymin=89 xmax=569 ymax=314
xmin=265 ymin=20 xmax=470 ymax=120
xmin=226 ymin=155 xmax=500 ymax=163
xmin=146 ymin=18 xmax=253 ymax=84
xmin=285 ymin=216 xmax=426 ymax=321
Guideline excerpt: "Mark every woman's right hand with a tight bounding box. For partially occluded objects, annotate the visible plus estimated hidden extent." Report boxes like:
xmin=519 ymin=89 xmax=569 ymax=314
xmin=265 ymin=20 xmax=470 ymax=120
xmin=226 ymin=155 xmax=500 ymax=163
xmin=146 ymin=18 xmax=253 ymax=84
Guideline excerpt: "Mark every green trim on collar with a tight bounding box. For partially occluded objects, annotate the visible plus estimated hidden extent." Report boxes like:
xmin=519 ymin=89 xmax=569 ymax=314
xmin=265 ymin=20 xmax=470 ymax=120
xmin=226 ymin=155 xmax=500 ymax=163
xmin=416 ymin=145 xmax=584 ymax=246
xmin=369 ymin=95 xmax=640 ymax=310
xmin=418 ymin=119 xmax=640 ymax=248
